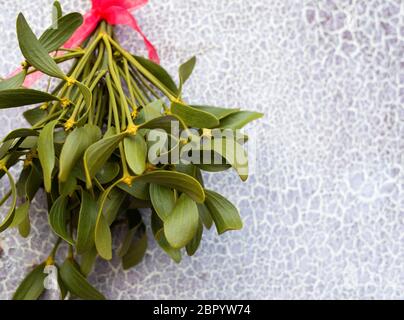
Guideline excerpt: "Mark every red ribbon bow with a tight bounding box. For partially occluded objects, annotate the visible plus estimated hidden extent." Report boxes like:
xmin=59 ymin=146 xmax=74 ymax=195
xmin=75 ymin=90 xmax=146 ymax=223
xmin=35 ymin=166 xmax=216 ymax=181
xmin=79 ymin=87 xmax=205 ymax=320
xmin=65 ymin=0 xmax=159 ymax=63
xmin=9 ymin=0 xmax=159 ymax=86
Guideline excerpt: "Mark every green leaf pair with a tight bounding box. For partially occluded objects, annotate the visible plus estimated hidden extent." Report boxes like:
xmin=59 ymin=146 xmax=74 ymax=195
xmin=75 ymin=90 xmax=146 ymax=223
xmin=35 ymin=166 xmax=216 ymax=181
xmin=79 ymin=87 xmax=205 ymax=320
xmin=59 ymin=124 xmax=101 ymax=182
xmin=164 ymin=193 xmax=200 ymax=249
xmin=150 ymin=184 xmax=200 ymax=250
xmin=83 ymin=132 xmax=126 ymax=189
xmin=149 ymin=183 xmax=242 ymax=253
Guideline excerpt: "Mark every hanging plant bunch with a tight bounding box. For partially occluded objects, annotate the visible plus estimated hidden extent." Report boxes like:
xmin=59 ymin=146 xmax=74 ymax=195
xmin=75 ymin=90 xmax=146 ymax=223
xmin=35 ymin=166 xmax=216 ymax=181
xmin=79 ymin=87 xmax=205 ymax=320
xmin=0 ymin=2 xmax=263 ymax=300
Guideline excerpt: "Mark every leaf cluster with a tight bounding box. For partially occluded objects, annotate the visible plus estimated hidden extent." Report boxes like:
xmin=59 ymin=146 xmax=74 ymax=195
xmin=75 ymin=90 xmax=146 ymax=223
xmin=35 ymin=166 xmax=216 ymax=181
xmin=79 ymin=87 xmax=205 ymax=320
xmin=0 ymin=2 xmax=263 ymax=300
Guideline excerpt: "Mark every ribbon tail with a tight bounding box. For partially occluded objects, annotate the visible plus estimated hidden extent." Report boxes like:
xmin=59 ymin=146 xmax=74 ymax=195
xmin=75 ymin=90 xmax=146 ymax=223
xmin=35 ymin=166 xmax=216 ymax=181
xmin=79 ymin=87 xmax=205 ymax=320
xmin=122 ymin=0 xmax=148 ymax=10
xmin=103 ymin=6 xmax=159 ymax=64
xmin=8 ymin=66 xmax=41 ymax=88
xmin=92 ymin=0 xmax=148 ymax=11
xmin=23 ymin=71 xmax=46 ymax=87
xmin=64 ymin=11 xmax=101 ymax=49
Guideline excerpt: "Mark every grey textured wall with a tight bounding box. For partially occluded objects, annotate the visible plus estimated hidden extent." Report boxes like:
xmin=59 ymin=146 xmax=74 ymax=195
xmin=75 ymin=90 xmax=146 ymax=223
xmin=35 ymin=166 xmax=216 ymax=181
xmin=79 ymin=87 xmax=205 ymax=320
xmin=0 ymin=0 xmax=403 ymax=300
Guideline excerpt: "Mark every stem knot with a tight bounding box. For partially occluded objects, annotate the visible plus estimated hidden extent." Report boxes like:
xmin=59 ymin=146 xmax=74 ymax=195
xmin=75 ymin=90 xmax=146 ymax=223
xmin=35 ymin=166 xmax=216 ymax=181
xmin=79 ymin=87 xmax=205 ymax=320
xmin=65 ymin=76 xmax=76 ymax=87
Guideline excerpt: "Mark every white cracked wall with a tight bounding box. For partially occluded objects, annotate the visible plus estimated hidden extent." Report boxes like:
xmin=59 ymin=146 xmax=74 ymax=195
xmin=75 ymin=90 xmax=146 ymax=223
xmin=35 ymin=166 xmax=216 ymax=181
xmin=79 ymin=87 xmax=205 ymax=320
xmin=0 ymin=0 xmax=403 ymax=299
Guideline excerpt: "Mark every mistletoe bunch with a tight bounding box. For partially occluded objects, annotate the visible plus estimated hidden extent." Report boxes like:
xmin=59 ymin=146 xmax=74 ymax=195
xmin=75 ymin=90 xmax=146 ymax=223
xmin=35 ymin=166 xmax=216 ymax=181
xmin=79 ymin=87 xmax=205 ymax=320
xmin=0 ymin=3 xmax=262 ymax=300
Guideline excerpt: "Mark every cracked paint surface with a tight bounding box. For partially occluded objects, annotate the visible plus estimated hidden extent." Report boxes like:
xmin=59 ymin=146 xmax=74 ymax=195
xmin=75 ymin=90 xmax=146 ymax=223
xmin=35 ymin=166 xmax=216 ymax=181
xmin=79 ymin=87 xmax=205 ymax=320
xmin=0 ymin=0 xmax=403 ymax=299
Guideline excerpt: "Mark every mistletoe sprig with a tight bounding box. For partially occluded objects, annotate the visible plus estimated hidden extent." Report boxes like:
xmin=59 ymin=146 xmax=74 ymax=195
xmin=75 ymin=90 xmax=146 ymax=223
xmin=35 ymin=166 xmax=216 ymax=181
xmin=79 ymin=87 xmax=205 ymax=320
xmin=0 ymin=3 xmax=262 ymax=300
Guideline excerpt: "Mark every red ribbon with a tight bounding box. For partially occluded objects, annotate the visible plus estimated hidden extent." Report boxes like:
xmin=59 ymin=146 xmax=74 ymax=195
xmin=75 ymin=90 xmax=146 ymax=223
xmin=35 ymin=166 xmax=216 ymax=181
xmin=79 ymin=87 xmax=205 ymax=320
xmin=10 ymin=0 xmax=159 ymax=86
xmin=65 ymin=0 xmax=159 ymax=63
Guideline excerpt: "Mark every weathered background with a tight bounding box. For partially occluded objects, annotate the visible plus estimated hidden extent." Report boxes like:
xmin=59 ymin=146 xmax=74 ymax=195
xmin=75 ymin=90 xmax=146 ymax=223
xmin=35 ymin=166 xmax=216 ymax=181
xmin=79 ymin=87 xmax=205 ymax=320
xmin=0 ymin=0 xmax=403 ymax=299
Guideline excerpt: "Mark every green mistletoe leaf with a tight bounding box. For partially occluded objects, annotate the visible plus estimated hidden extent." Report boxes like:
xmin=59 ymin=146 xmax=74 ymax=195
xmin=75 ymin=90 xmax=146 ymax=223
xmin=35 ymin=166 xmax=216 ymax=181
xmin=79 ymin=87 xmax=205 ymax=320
xmin=59 ymin=259 xmax=105 ymax=300
xmin=52 ymin=1 xmax=63 ymax=20
xmin=23 ymin=107 xmax=48 ymax=126
xmin=197 ymin=203 xmax=213 ymax=230
xmin=102 ymin=188 xmax=126 ymax=225
xmin=95 ymin=213 xmax=112 ymax=261
xmin=118 ymin=180 xmax=150 ymax=201
xmin=179 ymin=56 xmax=196 ymax=90
xmin=25 ymin=161 xmax=42 ymax=201
xmin=95 ymin=161 xmax=120 ymax=185
xmin=0 ymin=89 xmax=59 ymax=109
xmin=37 ymin=120 xmax=58 ymax=193
xmin=39 ymin=12 xmax=83 ymax=53
xmin=9 ymin=201 xmax=30 ymax=228
xmin=136 ymin=170 xmax=205 ymax=203
xmin=122 ymin=230 xmax=148 ymax=270
xmin=134 ymin=55 xmax=179 ymax=96
xmin=219 ymin=111 xmax=264 ymax=130
xmin=144 ymin=100 xmax=163 ymax=121
xmin=124 ymin=134 xmax=147 ymax=176
xmin=49 ymin=195 xmax=74 ymax=245
xmin=59 ymin=124 xmax=101 ymax=182
xmin=80 ymin=247 xmax=97 ymax=277
xmin=17 ymin=13 xmax=66 ymax=79
xmin=18 ymin=214 xmax=31 ymax=238
xmin=139 ymin=115 xmax=185 ymax=132
xmin=204 ymin=190 xmax=243 ymax=235
xmin=94 ymin=184 xmax=121 ymax=260
xmin=186 ymin=218 xmax=203 ymax=256
xmin=151 ymin=211 xmax=182 ymax=262
xmin=2 ymin=128 xmax=39 ymax=142
xmin=118 ymin=210 xmax=142 ymax=257
xmin=75 ymin=80 xmax=92 ymax=110
xmin=155 ymin=229 xmax=182 ymax=263
xmin=190 ymin=105 xmax=240 ymax=120
xmin=171 ymin=102 xmax=219 ymax=128
xmin=58 ymin=174 xmax=77 ymax=197
xmin=0 ymin=169 xmax=17 ymax=233
xmin=149 ymin=184 xmax=176 ymax=221
xmin=76 ymin=190 xmax=98 ymax=254
xmin=83 ymin=132 xmax=126 ymax=189
xmin=12 ymin=263 xmax=46 ymax=300
xmin=164 ymin=193 xmax=199 ymax=249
